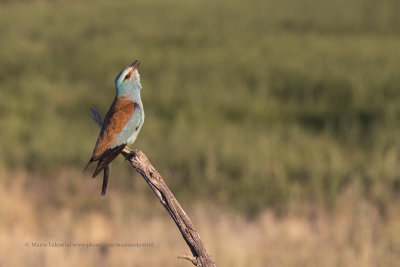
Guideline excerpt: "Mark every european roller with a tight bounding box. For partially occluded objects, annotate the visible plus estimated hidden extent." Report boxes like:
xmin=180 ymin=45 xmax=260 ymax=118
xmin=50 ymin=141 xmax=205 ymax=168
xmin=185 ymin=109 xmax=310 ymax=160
xmin=84 ymin=60 xmax=144 ymax=196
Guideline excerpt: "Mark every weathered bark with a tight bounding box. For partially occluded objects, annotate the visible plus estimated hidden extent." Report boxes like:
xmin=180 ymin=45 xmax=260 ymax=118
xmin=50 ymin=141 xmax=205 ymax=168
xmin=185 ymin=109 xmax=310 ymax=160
xmin=90 ymin=108 xmax=216 ymax=267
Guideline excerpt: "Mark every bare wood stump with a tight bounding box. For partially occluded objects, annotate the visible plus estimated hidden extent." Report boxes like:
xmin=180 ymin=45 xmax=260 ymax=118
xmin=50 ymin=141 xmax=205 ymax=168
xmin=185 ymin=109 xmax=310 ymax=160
xmin=89 ymin=108 xmax=216 ymax=267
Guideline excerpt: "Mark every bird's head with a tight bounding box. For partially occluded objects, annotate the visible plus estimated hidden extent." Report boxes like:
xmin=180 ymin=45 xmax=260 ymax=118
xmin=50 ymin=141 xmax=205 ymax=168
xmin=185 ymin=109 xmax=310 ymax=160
xmin=115 ymin=60 xmax=142 ymax=98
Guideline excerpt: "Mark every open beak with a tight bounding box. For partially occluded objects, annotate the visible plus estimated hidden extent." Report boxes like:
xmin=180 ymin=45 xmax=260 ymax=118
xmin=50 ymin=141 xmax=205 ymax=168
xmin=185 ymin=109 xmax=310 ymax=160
xmin=130 ymin=59 xmax=141 ymax=69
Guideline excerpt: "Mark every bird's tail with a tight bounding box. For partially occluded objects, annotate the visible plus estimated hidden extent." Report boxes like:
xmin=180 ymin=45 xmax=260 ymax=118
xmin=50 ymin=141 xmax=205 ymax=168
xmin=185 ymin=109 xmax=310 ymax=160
xmin=101 ymin=164 xmax=111 ymax=196
xmin=83 ymin=159 xmax=93 ymax=172
xmin=92 ymin=145 xmax=125 ymax=178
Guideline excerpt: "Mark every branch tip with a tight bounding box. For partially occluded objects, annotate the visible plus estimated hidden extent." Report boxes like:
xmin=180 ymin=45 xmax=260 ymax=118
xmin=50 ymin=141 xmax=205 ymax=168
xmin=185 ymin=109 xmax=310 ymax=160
xmin=178 ymin=254 xmax=198 ymax=265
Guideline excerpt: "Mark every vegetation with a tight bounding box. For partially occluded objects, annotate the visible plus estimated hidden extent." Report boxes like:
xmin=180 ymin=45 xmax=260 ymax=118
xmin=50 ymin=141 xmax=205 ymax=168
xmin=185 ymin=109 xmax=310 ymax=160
xmin=1 ymin=0 xmax=400 ymax=216
xmin=2 ymin=171 xmax=400 ymax=266
xmin=2 ymin=0 xmax=400 ymax=266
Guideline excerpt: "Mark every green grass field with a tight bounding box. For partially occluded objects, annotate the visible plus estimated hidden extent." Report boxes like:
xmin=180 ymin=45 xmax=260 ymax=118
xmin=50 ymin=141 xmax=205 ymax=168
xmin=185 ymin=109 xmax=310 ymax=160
xmin=2 ymin=0 xmax=400 ymax=214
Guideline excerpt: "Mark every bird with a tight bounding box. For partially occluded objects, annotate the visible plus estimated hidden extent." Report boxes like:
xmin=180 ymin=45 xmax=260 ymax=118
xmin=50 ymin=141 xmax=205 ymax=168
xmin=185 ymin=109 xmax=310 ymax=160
xmin=84 ymin=60 xmax=145 ymax=196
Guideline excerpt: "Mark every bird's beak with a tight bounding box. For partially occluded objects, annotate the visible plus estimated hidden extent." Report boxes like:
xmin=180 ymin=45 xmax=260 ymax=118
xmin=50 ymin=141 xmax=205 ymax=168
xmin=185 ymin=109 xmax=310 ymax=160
xmin=130 ymin=59 xmax=141 ymax=70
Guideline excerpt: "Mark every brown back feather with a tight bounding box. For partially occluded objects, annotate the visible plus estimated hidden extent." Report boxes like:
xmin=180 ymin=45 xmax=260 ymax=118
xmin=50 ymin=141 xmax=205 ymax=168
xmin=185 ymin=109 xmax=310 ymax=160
xmin=91 ymin=97 xmax=135 ymax=160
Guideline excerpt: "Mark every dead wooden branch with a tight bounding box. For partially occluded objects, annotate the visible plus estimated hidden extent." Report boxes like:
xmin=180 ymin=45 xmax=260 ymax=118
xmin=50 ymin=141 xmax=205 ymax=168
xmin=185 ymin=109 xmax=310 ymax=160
xmin=89 ymin=107 xmax=216 ymax=267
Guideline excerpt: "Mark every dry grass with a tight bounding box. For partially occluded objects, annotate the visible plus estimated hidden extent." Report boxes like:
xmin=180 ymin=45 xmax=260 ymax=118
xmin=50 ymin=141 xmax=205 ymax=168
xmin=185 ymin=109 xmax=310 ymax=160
xmin=1 ymin=168 xmax=400 ymax=267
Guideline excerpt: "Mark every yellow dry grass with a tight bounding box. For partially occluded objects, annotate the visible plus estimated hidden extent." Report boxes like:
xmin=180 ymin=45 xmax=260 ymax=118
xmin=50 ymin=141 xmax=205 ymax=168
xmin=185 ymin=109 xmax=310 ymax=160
xmin=1 ymin=168 xmax=400 ymax=267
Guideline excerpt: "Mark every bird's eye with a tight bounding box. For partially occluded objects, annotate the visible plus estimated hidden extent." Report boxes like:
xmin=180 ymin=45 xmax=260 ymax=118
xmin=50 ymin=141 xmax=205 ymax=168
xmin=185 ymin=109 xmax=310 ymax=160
xmin=123 ymin=72 xmax=132 ymax=81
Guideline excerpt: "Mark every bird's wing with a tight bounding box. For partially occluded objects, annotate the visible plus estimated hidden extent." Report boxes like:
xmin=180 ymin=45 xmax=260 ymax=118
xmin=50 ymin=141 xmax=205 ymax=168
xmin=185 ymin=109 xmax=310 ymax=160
xmin=112 ymin=102 xmax=142 ymax=147
xmin=92 ymin=145 xmax=125 ymax=178
xmin=91 ymin=97 xmax=137 ymax=160
xmin=90 ymin=97 xmax=142 ymax=178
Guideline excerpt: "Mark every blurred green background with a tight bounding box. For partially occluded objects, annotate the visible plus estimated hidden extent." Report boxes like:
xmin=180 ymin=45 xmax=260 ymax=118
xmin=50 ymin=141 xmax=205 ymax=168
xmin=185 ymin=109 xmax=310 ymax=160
xmin=1 ymin=0 xmax=400 ymax=216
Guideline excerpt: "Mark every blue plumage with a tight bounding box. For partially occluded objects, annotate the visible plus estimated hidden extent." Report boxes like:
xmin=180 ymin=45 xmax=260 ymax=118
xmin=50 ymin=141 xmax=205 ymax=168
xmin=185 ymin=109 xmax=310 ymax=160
xmin=84 ymin=60 xmax=145 ymax=196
